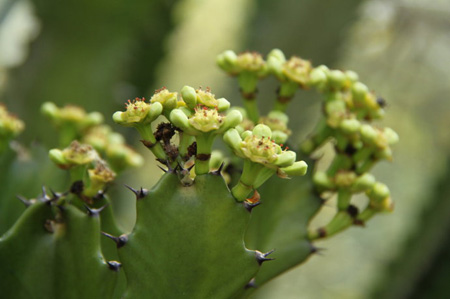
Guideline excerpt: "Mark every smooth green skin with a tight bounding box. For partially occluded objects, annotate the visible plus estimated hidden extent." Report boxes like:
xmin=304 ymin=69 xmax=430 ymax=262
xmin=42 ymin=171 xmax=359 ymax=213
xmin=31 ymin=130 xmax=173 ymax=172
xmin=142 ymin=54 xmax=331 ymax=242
xmin=242 ymin=170 xmax=322 ymax=296
xmin=119 ymin=173 xmax=260 ymax=299
xmin=0 ymin=201 xmax=118 ymax=299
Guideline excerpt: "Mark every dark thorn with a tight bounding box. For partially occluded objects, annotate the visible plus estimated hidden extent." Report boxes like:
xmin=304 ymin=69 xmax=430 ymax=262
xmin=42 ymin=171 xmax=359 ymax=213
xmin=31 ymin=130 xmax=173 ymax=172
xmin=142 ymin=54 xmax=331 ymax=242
xmin=347 ymin=205 xmax=359 ymax=218
xmin=101 ymin=232 xmax=128 ymax=248
xmin=211 ymin=162 xmax=225 ymax=176
xmin=244 ymin=278 xmax=257 ymax=289
xmin=94 ymin=190 xmax=106 ymax=201
xmin=124 ymin=185 xmax=148 ymax=200
xmin=107 ymin=261 xmax=122 ymax=272
xmin=255 ymin=249 xmax=275 ymax=265
xmin=244 ymin=200 xmax=261 ymax=212
xmin=16 ymin=195 xmax=32 ymax=207
xmin=84 ymin=204 xmax=108 ymax=217
xmin=157 ymin=165 xmax=168 ymax=173
xmin=70 ymin=180 xmax=84 ymax=195
xmin=187 ymin=164 xmax=195 ymax=172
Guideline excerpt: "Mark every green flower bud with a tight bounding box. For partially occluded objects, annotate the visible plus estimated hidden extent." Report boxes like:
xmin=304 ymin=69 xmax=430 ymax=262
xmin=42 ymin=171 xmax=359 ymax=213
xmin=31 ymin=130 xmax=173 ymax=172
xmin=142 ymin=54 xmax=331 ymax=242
xmin=352 ymin=82 xmax=369 ymax=102
xmin=196 ymin=88 xmax=220 ymax=108
xmin=384 ymin=127 xmax=399 ymax=145
xmin=282 ymin=56 xmax=312 ymax=87
xmin=267 ymin=48 xmax=286 ymax=80
xmin=217 ymin=50 xmax=238 ymax=74
xmin=252 ymin=124 xmax=272 ymax=139
xmin=367 ymin=182 xmax=393 ymax=212
xmin=367 ymin=182 xmax=390 ymax=201
xmin=352 ymin=173 xmax=376 ymax=192
xmin=181 ymin=85 xmax=197 ymax=109
xmin=170 ymin=109 xmax=195 ymax=135
xmin=309 ymin=67 xmax=328 ymax=88
xmin=218 ymin=109 xmax=243 ymax=133
xmin=49 ymin=149 xmax=68 ymax=168
xmin=41 ymin=102 xmax=58 ymax=119
xmin=150 ymin=87 xmax=179 ymax=111
xmin=360 ymin=124 xmax=378 ymax=144
xmin=328 ymin=70 xmax=347 ymax=90
xmin=271 ymin=130 xmax=288 ymax=144
xmin=334 ymin=170 xmax=357 ymax=187
xmin=274 ymin=150 xmax=296 ymax=167
xmin=217 ymin=98 xmax=231 ymax=112
xmin=339 ymin=118 xmax=361 ymax=134
xmin=345 ymin=70 xmax=359 ymax=83
xmin=223 ymin=128 xmax=243 ymax=155
xmin=279 ymin=160 xmax=308 ymax=177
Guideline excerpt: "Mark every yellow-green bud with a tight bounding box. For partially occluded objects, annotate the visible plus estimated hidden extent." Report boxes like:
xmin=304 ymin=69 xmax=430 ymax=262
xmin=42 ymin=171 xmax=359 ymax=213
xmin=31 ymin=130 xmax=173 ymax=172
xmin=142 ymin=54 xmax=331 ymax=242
xmin=282 ymin=56 xmax=312 ymax=87
xmin=279 ymin=160 xmax=308 ymax=176
xmin=181 ymin=85 xmax=197 ymax=109
xmin=360 ymin=124 xmax=378 ymax=144
xmin=0 ymin=104 xmax=25 ymax=139
xmin=334 ymin=170 xmax=357 ymax=187
xmin=150 ymin=87 xmax=178 ymax=111
xmin=384 ymin=127 xmax=399 ymax=145
xmin=328 ymin=70 xmax=347 ymax=90
xmin=352 ymin=173 xmax=376 ymax=192
xmin=339 ymin=118 xmax=361 ymax=134
xmin=267 ymin=48 xmax=286 ymax=80
xmin=309 ymin=67 xmax=328 ymax=88
xmin=252 ymin=124 xmax=272 ymax=139
xmin=352 ymin=82 xmax=369 ymax=102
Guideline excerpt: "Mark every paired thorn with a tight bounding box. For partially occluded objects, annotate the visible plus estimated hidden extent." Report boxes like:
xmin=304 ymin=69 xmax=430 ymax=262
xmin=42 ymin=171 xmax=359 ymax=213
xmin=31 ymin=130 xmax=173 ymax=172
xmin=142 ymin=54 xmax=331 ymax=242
xmin=157 ymin=165 xmax=168 ymax=173
xmin=255 ymin=249 xmax=275 ymax=265
xmin=107 ymin=261 xmax=122 ymax=272
xmin=101 ymin=232 xmax=128 ymax=248
xmin=124 ymin=185 xmax=148 ymax=200
xmin=244 ymin=278 xmax=257 ymax=289
xmin=84 ymin=204 xmax=108 ymax=217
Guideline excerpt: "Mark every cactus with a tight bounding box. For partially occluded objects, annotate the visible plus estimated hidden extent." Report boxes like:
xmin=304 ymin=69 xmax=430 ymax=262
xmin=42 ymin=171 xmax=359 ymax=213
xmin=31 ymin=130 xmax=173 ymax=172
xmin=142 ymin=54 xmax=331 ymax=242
xmin=0 ymin=49 xmax=397 ymax=298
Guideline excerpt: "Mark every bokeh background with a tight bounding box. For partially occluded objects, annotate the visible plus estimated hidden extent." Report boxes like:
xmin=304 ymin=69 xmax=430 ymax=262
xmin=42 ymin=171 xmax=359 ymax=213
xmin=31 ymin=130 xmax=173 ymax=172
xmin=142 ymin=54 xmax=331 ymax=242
xmin=1 ymin=0 xmax=450 ymax=298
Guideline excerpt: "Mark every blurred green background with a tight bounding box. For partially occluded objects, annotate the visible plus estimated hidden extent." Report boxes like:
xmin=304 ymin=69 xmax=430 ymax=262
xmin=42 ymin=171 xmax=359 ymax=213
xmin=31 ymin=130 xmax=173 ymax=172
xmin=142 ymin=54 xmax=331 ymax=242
xmin=1 ymin=0 xmax=450 ymax=298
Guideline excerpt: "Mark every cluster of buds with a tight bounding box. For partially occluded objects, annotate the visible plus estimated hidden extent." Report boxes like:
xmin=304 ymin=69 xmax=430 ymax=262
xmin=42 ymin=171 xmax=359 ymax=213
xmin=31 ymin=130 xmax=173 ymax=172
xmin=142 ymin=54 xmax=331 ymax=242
xmin=82 ymin=125 xmax=143 ymax=172
xmin=0 ymin=103 xmax=24 ymax=151
xmin=224 ymin=124 xmax=307 ymax=201
xmin=42 ymin=102 xmax=143 ymax=172
xmin=49 ymin=141 xmax=116 ymax=199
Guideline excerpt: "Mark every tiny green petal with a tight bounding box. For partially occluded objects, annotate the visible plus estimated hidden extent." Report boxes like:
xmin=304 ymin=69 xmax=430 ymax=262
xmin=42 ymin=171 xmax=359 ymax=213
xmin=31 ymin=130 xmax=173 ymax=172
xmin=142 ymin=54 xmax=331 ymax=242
xmin=181 ymin=85 xmax=197 ymax=109
xmin=280 ymin=160 xmax=308 ymax=176
xmin=252 ymin=124 xmax=272 ymax=139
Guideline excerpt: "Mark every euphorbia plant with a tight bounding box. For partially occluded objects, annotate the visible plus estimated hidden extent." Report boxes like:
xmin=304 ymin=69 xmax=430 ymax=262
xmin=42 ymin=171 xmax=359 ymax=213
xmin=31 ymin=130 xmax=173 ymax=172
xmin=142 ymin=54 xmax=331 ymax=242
xmin=0 ymin=49 xmax=397 ymax=298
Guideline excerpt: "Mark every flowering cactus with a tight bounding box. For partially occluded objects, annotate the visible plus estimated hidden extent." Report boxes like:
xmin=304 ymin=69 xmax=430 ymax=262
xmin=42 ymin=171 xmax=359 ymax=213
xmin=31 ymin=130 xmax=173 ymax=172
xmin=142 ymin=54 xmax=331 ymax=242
xmin=0 ymin=49 xmax=397 ymax=298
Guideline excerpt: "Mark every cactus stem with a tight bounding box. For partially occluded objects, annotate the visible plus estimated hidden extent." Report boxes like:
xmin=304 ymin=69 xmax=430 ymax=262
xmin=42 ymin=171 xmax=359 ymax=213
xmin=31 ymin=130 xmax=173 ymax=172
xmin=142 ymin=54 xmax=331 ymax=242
xmin=244 ymin=278 xmax=257 ymax=289
xmin=124 ymin=185 xmax=149 ymax=200
xmin=16 ymin=195 xmax=32 ymax=207
xmin=101 ymin=232 xmax=128 ymax=248
xmin=211 ymin=162 xmax=225 ymax=176
xmin=255 ymin=249 xmax=275 ymax=265
xmin=107 ymin=261 xmax=122 ymax=272
xmin=84 ymin=204 xmax=108 ymax=217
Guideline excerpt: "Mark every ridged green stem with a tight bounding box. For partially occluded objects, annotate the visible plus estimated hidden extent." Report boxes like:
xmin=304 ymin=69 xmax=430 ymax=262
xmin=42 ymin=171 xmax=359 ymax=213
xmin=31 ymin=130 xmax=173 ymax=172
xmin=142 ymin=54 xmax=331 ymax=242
xmin=273 ymin=81 xmax=298 ymax=112
xmin=232 ymin=160 xmax=264 ymax=201
xmin=195 ymin=133 xmax=216 ymax=175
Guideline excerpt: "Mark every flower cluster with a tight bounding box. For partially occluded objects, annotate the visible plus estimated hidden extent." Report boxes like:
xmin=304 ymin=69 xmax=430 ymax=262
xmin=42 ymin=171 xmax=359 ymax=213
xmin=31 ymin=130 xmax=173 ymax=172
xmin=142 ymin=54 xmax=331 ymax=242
xmin=0 ymin=104 xmax=24 ymax=149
